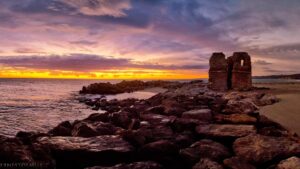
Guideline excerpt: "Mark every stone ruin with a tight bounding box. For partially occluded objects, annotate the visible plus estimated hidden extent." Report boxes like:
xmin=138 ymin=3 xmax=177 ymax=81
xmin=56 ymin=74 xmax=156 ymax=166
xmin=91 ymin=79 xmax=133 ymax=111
xmin=209 ymin=52 xmax=252 ymax=91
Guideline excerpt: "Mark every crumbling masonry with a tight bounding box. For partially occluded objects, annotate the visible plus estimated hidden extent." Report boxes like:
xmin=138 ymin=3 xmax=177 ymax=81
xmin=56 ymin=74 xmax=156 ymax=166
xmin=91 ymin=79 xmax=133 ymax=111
xmin=209 ymin=52 xmax=252 ymax=91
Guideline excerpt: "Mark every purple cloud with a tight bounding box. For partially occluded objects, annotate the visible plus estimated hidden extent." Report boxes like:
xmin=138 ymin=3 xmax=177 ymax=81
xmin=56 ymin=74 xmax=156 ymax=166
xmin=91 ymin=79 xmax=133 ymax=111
xmin=0 ymin=54 xmax=207 ymax=72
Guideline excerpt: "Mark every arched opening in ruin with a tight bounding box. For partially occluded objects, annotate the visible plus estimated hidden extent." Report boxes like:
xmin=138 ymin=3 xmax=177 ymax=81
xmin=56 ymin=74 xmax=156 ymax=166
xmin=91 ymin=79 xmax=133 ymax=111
xmin=241 ymin=59 xmax=244 ymax=66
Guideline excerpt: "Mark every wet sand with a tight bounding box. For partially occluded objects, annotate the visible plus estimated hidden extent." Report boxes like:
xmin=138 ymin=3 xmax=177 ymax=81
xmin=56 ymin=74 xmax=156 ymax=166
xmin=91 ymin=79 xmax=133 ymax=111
xmin=255 ymin=83 xmax=300 ymax=135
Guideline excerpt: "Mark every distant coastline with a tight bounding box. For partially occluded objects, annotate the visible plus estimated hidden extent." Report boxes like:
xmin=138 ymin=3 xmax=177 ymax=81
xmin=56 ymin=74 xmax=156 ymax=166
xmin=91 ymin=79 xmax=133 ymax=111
xmin=253 ymin=73 xmax=300 ymax=79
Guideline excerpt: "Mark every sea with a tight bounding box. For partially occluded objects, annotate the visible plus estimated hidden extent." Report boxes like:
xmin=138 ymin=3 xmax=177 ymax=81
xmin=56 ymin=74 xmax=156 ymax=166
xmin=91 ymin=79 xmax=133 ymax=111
xmin=0 ymin=78 xmax=299 ymax=137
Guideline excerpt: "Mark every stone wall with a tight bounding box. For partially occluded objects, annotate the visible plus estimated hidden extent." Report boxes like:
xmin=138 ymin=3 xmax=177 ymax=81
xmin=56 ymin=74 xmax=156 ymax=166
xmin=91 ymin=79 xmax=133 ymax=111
xmin=230 ymin=52 xmax=252 ymax=90
xmin=208 ymin=53 xmax=228 ymax=91
xmin=208 ymin=52 xmax=252 ymax=91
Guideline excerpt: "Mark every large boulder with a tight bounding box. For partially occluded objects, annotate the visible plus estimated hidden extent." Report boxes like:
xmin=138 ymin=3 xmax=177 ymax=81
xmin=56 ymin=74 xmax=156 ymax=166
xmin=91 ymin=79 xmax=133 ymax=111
xmin=171 ymin=118 xmax=204 ymax=132
xmin=223 ymin=156 xmax=256 ymax=169
xmin=258 ymin=94 xmax=279 ymax=106
xmin=214 ymin=114 xmax=257 ymax=124
xmin=233 ymin=134 xmax=300 ymax=164
xmin=192 ymin=158 xmax=223 ymax=169
xmin=38 ymin=136 xmax=134 ymax=168
xmin=140 ymin=140 xmax=179 ymax=158
xmin=161 ymin=99 xmax=186 ymax=116
xmin=86 ymin=161 xmax=163 ymax=169
xmin=71 ymin=121 xmax=117 ymax=137
xmin=275 ymin=156 xmax=300 ymax=169
xmin=110 ymin=111 xmax=132 ymax=129
xmin=222 ymin=100 xmax=258 ymax=114
xmin=196 ymin=124 xmax=256 ymax=138
xmin=0 ymin=136 xmax=34 ymax=162
xmin=182 ymin=109 xmax=212 ymax=122
xmin=84 ymin=113 xmax=110 ymax=122
xmin=0 ymin=135 xmax=54 ymax=168
xmin=180 ymin=139 xmax=231 ymax=163
xmin=140 ymin=140 xmax=181 ymax=168
xmin=48 ymin=121 xmax=72 ymax=136
xmin=122 ymin=125 xmax=175 ymax=147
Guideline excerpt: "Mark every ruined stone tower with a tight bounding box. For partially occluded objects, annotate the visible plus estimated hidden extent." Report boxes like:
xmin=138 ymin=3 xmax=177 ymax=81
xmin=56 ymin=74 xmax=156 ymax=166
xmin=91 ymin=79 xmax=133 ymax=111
xmin=208 ymin=52 xmax=252 ymax=91
xmin=208 ymin=53 xmax=228 ymax=91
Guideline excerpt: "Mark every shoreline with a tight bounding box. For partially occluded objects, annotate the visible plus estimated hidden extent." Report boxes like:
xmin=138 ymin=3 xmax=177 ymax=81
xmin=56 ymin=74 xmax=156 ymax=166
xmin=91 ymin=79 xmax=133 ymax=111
xmin=255 ymin=83 xmax=300 ymax=135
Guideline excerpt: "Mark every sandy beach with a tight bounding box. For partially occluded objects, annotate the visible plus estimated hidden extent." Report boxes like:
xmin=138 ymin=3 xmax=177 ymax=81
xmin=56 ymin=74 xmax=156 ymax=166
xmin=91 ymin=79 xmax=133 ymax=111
xmin=255 ymin=82 xmax=300 ymax=135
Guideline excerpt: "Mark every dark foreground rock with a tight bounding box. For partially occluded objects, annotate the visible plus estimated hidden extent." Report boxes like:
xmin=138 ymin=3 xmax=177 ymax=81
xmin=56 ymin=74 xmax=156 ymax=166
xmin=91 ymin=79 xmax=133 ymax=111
xmin=192 ymin=158 xmax=223 ymax=169
xmin=196 ymin=124 xmax=256 ymax=138
xmin=86 ymin=161 xmax=163 ymax=169
xmin=180 ymin=139 xmax=231 ymax=165
xmin=0 ymin=135 xmax=55 ymax=169
xmin=275 ymin=156 xmax=300 ymax=169
xmin=38 ymin=135 xmax=134 ymax=169
xmin=223 ymin=156 xmax=256 ymax=169
xmin=233 ymin=134 xmax=300 ymax=164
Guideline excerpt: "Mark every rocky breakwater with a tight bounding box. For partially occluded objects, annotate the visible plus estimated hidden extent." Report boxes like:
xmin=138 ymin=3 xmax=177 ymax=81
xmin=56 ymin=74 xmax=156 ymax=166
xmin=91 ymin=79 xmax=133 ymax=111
xmin=1 ymin=80 xmax=299 ymax=169
xmin=79 ymin=80 xmax=183 ymax=95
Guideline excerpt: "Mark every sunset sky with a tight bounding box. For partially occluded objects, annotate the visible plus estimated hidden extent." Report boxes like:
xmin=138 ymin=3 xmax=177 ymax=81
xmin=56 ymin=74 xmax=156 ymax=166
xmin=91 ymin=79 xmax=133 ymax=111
xmin=0 ymin=0 xmax=299 ymax=79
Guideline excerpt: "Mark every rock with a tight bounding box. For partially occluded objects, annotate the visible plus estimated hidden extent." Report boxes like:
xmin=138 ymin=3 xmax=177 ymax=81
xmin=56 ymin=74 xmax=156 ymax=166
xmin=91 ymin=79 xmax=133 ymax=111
xmin=275 ymin=156 xmax=300 ymax=169
xmin=171 ymin=118 xmax=204 ymax=132
xmin=257 ymin=115 xmax=284 ymax=128
xmin=180 ymin=139 xmax=231 ymax=163
xmin=48 ymin=121 xmax=72 ymax=136
xmin=111 ymin=111 xmax=132 ymax=129
xmin=72 ymin=121 xmax=116 ymax=137
xmin=192 ymin=158 xmax=223 ymax=169
xmin=161 ymin=99 xmax=186 ymax=116
xmin=80 ymin=80 xmax=177 ymax=95
xmin=143 ymin=125 xmax=175 ymax=142
xmin=140 ymin=140 xmax=180 ymax=168
xmin=38 ymin=135 xmax=134 ymax=168
xmin=16 ymin=131 xmax=49 ymax=145
xmin=140 ymin=140 xmax=179 ymax=157
xmin=214 ymin=114 xmax=257 ymax=124
xmin=223 ymin=156 xmax=256 ymax=169
xmin=72 ymin=121 xmax=98 ymax=137
xmin=84 ymin=112 xmax=110 ymax=122
xmin=0 ymin=136 xmax=34 ymax=162
xmin=258 ymin=126 xmax=289 ymax=137
xmin=122 ymin=125 xmax=175 ymax=147
xmin=174 ymin=133 xmax=195 ymax=148
xmin=233 ymin=134 xmax=300 ymax=164
xmin=182 ymin=109 xmax=212 ymax=122
xmin=208 ymin=97 xmax=227 ymax=113
xmin=122 ymin=130 xmax=147 ymax=147
xmin=258 ymin=94 xmax=279 ymax=106
xmin=140 ymin=113 xmax=176 ymax=125
xmin=144 ymin=106 xmax=165 ymax=114
xmin=86 ymin=161 xmax=163 ymax=169
xmin=196 ymin=124 xmax=256 ymax=138
xmin=0 ymin=135 xmax=53 ymax=166
xmin=222 ymin=100 xmax=258 ymax=114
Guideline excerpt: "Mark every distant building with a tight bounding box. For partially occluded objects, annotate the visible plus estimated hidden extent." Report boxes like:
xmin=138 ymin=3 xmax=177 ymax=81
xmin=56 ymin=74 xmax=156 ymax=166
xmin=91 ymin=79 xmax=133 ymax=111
xmin=209 ymin=52 xmax=252 ymax=91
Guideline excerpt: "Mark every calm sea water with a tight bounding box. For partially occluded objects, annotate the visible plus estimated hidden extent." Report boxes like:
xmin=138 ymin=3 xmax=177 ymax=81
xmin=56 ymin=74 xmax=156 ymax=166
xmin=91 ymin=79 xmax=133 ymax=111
xmin=0 ymin=79 xmax=159 ymax=137
xmin=0 ymin=78 xmax=299 ymax=137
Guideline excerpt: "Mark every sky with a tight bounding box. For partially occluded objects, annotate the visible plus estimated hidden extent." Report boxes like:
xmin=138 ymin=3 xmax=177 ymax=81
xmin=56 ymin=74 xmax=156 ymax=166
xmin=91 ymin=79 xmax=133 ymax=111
xmin=0 ymin=0 xmax=299 ymax=79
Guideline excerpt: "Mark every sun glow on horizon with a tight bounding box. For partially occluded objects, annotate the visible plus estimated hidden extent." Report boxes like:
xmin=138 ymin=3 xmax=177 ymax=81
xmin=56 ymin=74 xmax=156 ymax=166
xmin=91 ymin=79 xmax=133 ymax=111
xmin=0 ymin=67 xmax=207 ymax=79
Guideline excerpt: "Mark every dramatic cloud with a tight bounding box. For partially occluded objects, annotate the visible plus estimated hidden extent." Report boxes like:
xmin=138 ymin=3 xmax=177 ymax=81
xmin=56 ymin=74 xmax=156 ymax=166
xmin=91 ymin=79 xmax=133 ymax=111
xmin=0 ymin=0 xmax=299 ymax=77
xmin=0 ymin=54 xmax=206 ymax=72
xmin=55 ymin=0 xmax=131 ymax=17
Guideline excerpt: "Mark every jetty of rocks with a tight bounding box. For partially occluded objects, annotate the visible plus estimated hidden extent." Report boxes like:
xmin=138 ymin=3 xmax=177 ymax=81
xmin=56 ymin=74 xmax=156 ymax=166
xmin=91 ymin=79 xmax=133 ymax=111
xmin=1 ymin=79 xmax=299 ymax=169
